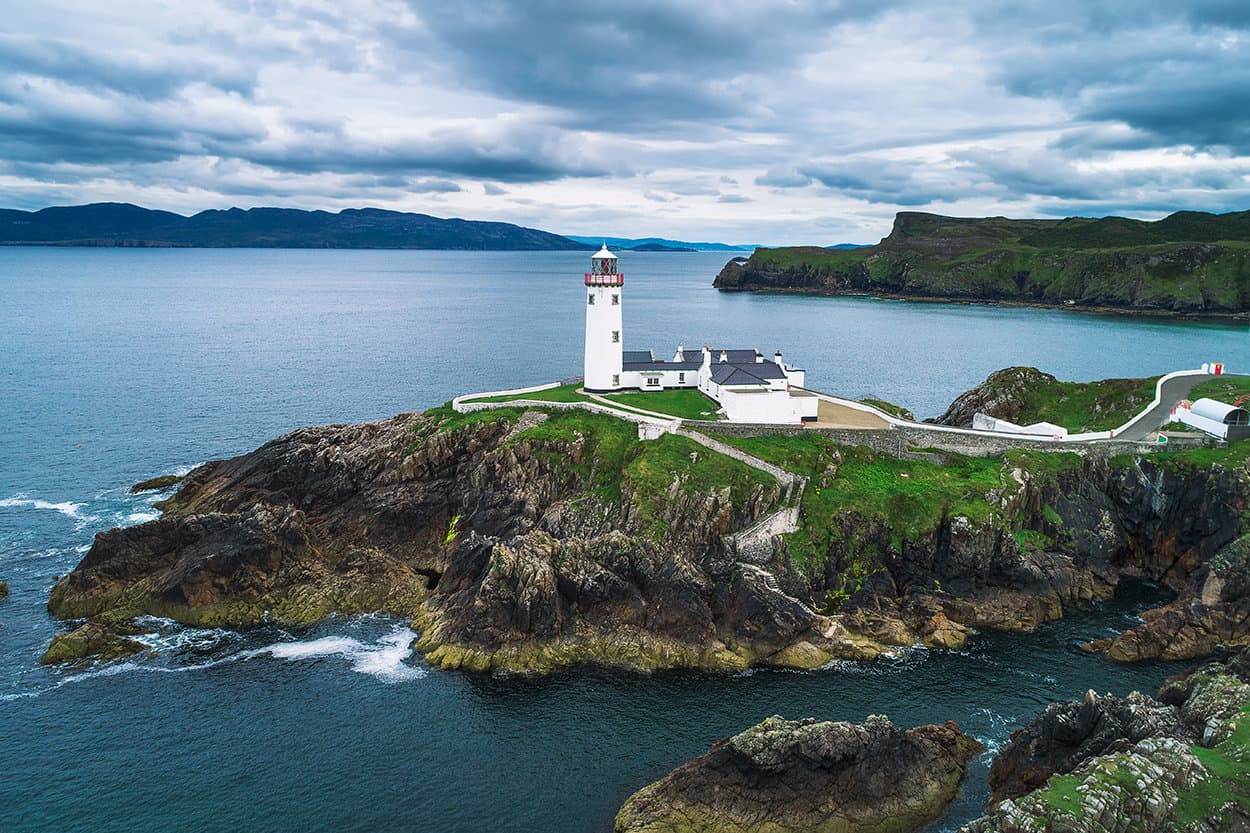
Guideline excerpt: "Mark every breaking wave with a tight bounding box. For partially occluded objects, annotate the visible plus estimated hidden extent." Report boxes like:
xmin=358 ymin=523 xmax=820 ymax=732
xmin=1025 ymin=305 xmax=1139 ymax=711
xmin=0 ymin=497 xmax=97 ymax=524
xmin=251 ymin=627 xmax=425 ymax=683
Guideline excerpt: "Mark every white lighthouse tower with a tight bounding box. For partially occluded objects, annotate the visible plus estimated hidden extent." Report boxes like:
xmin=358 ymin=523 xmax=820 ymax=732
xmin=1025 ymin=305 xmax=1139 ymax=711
xmin=583 ymin=244 xmax=624 ymax=392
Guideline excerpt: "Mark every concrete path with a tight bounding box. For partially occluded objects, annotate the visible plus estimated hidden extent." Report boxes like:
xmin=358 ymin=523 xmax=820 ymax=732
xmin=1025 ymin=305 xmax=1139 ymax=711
xmin=1115 ymin=374 xmax=1218 ymax=440
xmin=813 ymin=398 xmax=891 ymax=429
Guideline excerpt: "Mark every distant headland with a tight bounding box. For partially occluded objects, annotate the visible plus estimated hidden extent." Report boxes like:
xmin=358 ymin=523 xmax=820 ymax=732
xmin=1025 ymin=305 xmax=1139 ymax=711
xmin=716 ymin=209 xmax=1250 ymax=319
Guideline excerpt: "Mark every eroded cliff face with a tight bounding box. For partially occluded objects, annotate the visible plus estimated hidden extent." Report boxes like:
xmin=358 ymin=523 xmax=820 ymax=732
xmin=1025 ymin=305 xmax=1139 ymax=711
xmin=48 ymin=408 xmax=852 ymax=672
xmin=811 ymin=451 xmax=1250 ymax=662
xmin=44 ymin=401 xmax=1250 ymax=672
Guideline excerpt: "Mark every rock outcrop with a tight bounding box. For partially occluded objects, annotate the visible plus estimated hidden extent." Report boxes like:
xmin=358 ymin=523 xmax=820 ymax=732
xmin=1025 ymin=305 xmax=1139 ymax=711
xmin=961 ymin=647 xmax=1250 ymax=833
xmin=615 ymin=714 xmax=983 ymax=833
xmin=40 ymin=621 xmax=145 ymax=666
xmin=43 ymin=392 xmax=1250 ymax=672
xmin=931 ymin=367 xmax=1059 ymax=428
xmin=48 ymin=408 xmax=856 ymax=672
xmin=0 ymin=580 xmax=7 ymax=599
xmin=987 ymin=690 xmax=1186 ymax=805
xmin=131 ymin=474 xmax=184 ymax=492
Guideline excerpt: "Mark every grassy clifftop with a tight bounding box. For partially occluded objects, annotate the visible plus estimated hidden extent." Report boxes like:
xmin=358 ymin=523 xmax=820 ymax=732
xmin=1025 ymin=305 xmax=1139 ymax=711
xmin=714 ymin=210 xmax=1250 ymax=316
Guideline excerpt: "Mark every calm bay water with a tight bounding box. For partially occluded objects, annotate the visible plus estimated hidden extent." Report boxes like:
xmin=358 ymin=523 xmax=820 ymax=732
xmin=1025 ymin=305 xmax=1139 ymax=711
xmin=0 ymin=248 xmax=1246 ymax=833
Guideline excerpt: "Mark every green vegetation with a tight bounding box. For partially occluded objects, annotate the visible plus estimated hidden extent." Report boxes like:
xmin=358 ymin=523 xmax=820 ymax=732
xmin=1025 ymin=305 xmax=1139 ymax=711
xmin=1189 ymin=376 xmax=1250 ymax=404
xmin=602 ymin=388 xmax=720 ymax=420
xmin=426 ymin=406 xmax=775 ymax=539
xmin=1009 ymin=374 xmax=1160 ymax=433
xmin=1145 ymin=441 xmax=1250 ymax=473
xmin=463 ymin=383 xmax=589 ymax=404
xmin=710 ymin=433 xmax=1005 ymax=564
xmin=1178 ymin=705 xmax=1250 ymax=827
xmin=722 ymin=210 xmax=1250 ymax=314
xmin=860 ymin=398 xmax=915 ymax=421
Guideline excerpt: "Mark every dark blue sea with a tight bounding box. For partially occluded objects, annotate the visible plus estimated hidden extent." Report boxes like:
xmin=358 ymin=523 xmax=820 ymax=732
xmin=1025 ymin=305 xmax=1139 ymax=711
xmin=1 ymin=248 xmax=1246 ymax=832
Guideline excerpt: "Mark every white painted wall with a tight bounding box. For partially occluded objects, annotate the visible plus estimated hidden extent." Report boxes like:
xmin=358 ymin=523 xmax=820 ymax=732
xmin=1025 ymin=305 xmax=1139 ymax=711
xmin=1176 ymin=409 xmax=1229 ymax=439
xmin=583 ymin=282 xmax=623 ymax=391
xmin=720 ymin=388 xmax=817 ymax=424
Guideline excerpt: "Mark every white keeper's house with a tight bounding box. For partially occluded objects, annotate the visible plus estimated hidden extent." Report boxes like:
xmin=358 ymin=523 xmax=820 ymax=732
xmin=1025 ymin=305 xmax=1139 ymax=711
xmin=582 ymin=245 xmax=818 ymax=424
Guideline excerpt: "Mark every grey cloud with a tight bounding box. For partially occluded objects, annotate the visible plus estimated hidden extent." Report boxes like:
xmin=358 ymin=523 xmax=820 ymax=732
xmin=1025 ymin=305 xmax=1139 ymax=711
xmin=396 ymin=1 xmax=890 ymax=130
xmin=755 ymin=168 xmax=813 ymax=188
xmin=0 ymin=34 xmax=256 ymax=100
xmin=717 ymin=194 xmax=751 ymax=203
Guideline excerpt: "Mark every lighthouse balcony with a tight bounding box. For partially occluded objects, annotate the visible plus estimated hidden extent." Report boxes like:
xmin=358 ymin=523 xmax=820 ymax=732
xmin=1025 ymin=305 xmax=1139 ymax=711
xmin=585 ymin=273 xmax=624 ymax=286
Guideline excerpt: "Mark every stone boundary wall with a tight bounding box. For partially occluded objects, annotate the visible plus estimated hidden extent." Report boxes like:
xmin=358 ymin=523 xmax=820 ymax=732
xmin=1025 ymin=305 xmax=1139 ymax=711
xmin=686 ymin=420 xmax=1210 ymax=458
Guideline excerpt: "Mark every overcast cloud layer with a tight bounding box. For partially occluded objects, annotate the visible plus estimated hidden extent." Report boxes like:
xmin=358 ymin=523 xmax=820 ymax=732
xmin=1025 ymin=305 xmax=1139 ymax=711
xmin=3 ymin=1 xmax=1249 ymax=243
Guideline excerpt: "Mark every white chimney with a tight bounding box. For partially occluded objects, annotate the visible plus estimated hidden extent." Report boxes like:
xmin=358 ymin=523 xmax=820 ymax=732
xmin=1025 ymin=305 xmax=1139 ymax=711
xmin=675 ymin=344 xmax=685 ymax=362
xmin=719 ymin=350 xmax=727 ymax=363
xmin=774 ymin=350 xmax=783 ymax=366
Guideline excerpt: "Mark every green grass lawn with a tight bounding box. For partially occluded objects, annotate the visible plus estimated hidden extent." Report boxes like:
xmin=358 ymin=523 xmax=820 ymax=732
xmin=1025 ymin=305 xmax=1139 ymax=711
xmin=463 ymin=383 xmax=589 ymax=404
xmin=602 ymin=389 xmax=721 ymax=420
xmin=1189 ymin=375 xmax=1250 ymax=404
xmin=709 ymin=432 xmax=1005 ymax=563
xmin=860 ymin=398 xmax=915 ymax=421
xmin=1014 ymin=375 xmax=1161 ymax=433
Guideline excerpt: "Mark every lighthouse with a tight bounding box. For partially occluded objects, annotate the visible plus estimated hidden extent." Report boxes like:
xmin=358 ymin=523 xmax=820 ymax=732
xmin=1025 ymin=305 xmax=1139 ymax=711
xmin=583 ymin=244 xmax=624 ymax=391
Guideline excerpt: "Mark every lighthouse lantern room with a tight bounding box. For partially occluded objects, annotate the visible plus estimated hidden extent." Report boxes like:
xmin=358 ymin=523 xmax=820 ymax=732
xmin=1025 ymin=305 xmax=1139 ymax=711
xmin=583 ymin=244 xmax=624 ymax=392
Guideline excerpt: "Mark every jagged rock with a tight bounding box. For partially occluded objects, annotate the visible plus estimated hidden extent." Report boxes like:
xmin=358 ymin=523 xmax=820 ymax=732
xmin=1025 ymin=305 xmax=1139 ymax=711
xmin=0 ymin=580 xmax=7 ymax=599
xmin=988 ymin=690 xmax=1187 ymax=804
xmin=932 ymin=367 xmax=1058 ymax=428
xmin=615 ymin=715 xmax=983 ymax=833
xmin=963 ymin=646 xmax=1250 ymax=833
xmin=40 ymin=622 xmax=145 ymax=666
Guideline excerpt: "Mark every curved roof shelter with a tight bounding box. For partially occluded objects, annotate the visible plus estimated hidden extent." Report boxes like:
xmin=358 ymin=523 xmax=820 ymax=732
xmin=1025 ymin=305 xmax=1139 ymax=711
xmin=1190 ymin=398 xmax=1250 ymax=426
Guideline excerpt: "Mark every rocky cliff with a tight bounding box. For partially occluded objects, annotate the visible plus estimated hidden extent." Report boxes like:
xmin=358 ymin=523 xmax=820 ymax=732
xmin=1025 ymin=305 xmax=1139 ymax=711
xmin=43 ymin=396 xmax=1250 ymax=671
xmin=961 ymin=646 xmax=1250 ymax=832
xmin=614 ymin=714 xmax=982 ymax=833
xmin=714 ymin=210 xmax=1250 ymax=317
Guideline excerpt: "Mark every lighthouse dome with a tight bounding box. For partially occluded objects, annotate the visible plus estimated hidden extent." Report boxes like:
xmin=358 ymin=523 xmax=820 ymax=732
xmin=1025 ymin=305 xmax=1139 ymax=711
xmin=592 ymin=244 xmax=616 ymax=260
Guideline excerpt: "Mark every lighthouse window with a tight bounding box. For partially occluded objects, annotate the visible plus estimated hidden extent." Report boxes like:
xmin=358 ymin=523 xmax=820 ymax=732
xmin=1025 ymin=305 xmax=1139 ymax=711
xmin=611 ymin=293 xmax=619 ymax=305
xmin=612 ymin=374 xmax=620 ymax=387
xmin=612 ymin=330 xmax=620 ymax=343
xmin=588 ymin=294 xmax=595 ymax=305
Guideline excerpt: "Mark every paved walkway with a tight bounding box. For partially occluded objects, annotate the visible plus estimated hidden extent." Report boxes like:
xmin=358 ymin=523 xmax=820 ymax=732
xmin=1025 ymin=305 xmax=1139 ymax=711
xmin=813 ymin=399 xmax=891 ymax=429
xmin=1115 ymin=374 xmax=1217 ymax=440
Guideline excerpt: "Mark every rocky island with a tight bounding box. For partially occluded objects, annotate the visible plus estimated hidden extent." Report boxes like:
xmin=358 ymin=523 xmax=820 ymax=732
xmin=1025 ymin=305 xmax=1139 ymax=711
xmin=614 ymin=714 xmax=982 ymax=833
xmin=615 ymin=648 xmax=1250 ymax=833
xmin=714 ymin=210 xmax=1250 ymax=318
xmin=42 ymin=368 xmax=1250 ymax=672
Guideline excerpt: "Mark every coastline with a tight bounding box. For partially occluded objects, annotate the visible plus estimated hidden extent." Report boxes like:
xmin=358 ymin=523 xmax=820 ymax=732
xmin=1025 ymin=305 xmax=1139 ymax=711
xmin=714 ymin=285 xmax=1250 ymax=323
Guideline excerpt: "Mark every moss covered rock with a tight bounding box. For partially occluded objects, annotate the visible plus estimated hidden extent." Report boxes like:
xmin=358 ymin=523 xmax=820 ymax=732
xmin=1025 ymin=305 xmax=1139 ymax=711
xmin=40 ymin=622 xmax=145 ymax=666
xmin=615 ymin=714 xmax=983 ymax=833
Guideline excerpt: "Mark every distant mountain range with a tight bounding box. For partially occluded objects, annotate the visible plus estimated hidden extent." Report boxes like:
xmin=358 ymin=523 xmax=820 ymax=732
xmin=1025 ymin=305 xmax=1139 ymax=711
xmin=0 ymin=203 xmax=594 ymax=250
xmin=0 ymin=202 xmax=879 ymax=251
xmin=567 ymin=235 xmax=758 ymax=252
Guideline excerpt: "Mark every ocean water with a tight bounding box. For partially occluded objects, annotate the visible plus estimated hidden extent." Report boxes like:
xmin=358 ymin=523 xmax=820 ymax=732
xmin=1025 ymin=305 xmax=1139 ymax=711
xmin=0 ymin=248 xmax=1246 ymax=833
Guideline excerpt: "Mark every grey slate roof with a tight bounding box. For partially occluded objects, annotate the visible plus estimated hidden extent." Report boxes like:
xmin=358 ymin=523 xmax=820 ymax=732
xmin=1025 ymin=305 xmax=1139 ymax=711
xmin=624 ymin=359 xmax=702 ymax=371
xmin=709 ymin=359 xmax=787 ymax=386
xmin=622 ymin=350 xmax=654 ymax=363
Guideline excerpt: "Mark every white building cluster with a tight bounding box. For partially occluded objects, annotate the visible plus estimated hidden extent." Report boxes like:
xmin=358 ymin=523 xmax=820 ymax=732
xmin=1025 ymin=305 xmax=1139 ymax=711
xmin=582 ymin=246 xmax=818 ymax=424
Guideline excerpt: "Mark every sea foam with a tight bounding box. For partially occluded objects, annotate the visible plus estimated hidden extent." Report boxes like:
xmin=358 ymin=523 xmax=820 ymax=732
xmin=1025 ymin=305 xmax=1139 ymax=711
xmin=253 ymin=626 xmax=425 ymax=683
xmin=0 ymin=497 xmax=96 ymax=523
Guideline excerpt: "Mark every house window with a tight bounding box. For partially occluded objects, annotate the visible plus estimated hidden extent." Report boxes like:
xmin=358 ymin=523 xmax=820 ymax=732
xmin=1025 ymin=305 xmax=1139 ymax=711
xmin=678 ymin=372 xmax=685 ymax=383
xmin=611 ymin=293 xmax=619 ymax=305
xmin=612 ymin=330 xmax=620 ymax=343
xmin=646 ymin=377 xmax=660 ymax=387
xmin=611 ymin=374 xmax=620 ymax=387
xmin=588 ymin=294 xmax=595 ymax=305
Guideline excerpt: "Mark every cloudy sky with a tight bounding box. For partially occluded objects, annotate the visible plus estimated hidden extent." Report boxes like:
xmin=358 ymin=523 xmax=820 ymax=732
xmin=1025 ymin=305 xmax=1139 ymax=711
xmin=3 ymin=1 xmax=1249 ymax=244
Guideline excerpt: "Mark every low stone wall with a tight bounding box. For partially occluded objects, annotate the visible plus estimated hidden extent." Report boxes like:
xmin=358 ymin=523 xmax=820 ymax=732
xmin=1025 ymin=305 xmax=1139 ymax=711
xmin=686 ymin=420 xmax=1211 ymax=458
